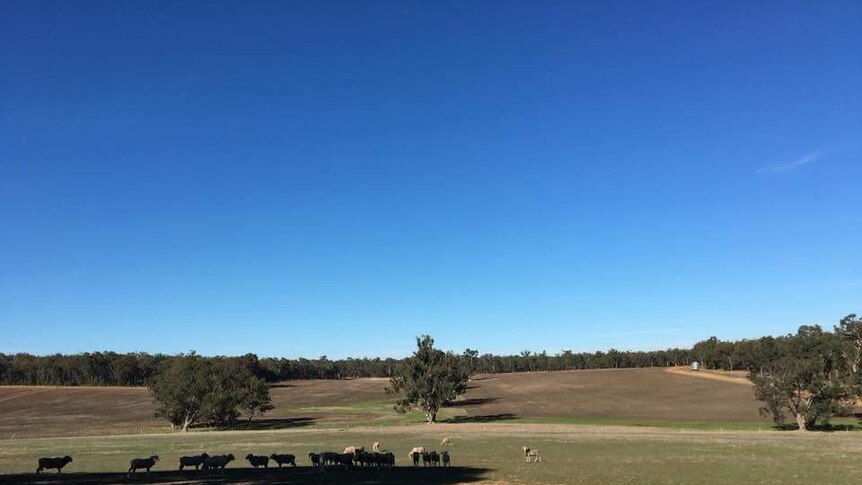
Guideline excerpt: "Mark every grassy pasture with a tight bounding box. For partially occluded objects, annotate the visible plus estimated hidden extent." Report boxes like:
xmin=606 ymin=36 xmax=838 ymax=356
xmin=3 ymin=368 xmax=862 ymax=483
xmin=1 ymin=424 xmax=862 ymax=484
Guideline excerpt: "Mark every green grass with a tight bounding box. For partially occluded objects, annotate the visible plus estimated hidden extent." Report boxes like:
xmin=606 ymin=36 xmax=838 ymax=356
xmin=2 ymin=425 xmax=862 ymax=484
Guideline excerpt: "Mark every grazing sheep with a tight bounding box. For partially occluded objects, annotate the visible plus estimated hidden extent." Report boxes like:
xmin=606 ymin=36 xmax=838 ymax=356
xmin=430 ymin=450 xmax=441 ymax=467
xmin=203 ymin=454 xmax=235 ymax=471
xmin=421 ymin=451 xmax=432 ymax=467
xmin=308 ymin=453 xmax=322 ymax=468
xmin=343 ymin=446 xmax=364 ymax=454
xmin=320 ymin=451 xmax=340 ymax=467
xmin=128 ymin=455 xmax=159 ymax=475
xmin=411 ymin=451 xmax=421 ymax=467
xmin=441 ymin=437 xmax=452 ymax=447
xmin=383 ymin=452 xmax=395 ymax=469
xmin=336 ymin=453 xmax=354 ymax=468
xmin=441 ymin=450 xmax=451 ymax=467
xmin=179 ymin=453 xmax=209 ymax=471
xmin=36 ymin=456 xmax=73 ymax=474
xmin=372 ymin=441 xmax=381 ymax=452
xmin=408 ymin=447 xmax=426 ymax=464
xmin=245 ymin=454 xmax=269 ymax=468
xmin=270 ymin=453 xmax=296 ymax=467
xmin=522 ymin=446 xmax=542 ymax=463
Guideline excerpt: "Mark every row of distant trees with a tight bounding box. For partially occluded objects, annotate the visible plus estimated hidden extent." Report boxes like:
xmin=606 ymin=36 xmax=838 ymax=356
xmin=0 ymin=326 xmax=855 ymax=387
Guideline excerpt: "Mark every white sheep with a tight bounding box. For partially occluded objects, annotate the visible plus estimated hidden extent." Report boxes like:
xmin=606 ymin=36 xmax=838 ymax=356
xmin=408 ymin=446 xmax=426 ymax=463
xmin=343 ymin=446 xmax=364 ymax=454
xmin=372 ymin=441 xmax=381 ymax=452
xmin=441 ymin=437 xmax=452 ymax=447
xmin=522 ymin=446 xmax=542 ymax=463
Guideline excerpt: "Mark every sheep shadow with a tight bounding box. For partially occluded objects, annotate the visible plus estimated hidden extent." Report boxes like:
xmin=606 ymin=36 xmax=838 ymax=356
xmin=443 ymin=413 xmax=517 ymax=424
xmin=0 ymin=466 xmax=490 ymax=484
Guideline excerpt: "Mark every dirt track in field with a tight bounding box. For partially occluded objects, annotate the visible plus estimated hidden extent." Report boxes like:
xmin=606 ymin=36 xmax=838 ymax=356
xmin=0 ymin=368 xmax=767 ymax=439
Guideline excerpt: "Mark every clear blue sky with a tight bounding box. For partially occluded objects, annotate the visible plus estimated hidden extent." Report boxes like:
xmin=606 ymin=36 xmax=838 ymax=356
xmin=1 ymin=1 xmax=860 ymax=358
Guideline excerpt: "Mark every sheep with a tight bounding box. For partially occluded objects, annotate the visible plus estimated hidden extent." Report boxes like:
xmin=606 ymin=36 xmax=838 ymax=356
xmin=203 ymin=454 xmax=235 ymax=471
xmin=245 ymin=454 xmax=269 ymax=468
xmin=336 ymin=453 xmax=354 ymax=468
xmin=411 ymin=451 xmax=421 ymax=467
xmin=353 ymin=451 xmax=371 ymax=467
xmin=320 ymin=451 xmax=340 ymax=467
xmin=308 ymin=453 xmax=322 ymax=468
xmin=523 ymin=446 xmax=542 ymax=463
xmin=128 ymin=455 xmax=159 ymax=475
xmin=383 ymin=452 xmax=395 ymax=469
xmin=408 ymin=446 xmax=426 ymax=464
xmin=372 ymin=441 xmax=381 ymax=453
xmin=270 ymin=453 xmax=296 ymax=467
xmin=441 ymin=437 xmax=452 ymax=447
xmin=441 ymin=450 xmax=450 ymax=467
xmin=430 ymin=450 xmax=441 ymax=467
xmin=343 ymin=446 xmax=364 ymax=454
xmin=36 ymin=456 xmax=73 ymax=474
xmin=179 ymin=453 xmax=209 ymax=471
xmin=421 ymin=451 xmax=432 ymax=467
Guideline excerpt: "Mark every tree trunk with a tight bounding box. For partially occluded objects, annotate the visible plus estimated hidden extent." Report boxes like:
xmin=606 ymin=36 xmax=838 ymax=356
xmin=182 ymin=412 xmax=194 ymax=432
xmin=794 ymin=413 xmax=808 ymax=432
xmin=426 ymin=411 xmax=437 ymax=424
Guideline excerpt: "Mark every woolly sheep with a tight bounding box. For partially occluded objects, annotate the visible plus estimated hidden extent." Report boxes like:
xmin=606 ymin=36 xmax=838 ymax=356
xmin=245 ymin=454 xmax=269 ymax=468
xmin=441 ymin=450 xmax=451 ymax=467
xmin=203 ymin=454 xmax=235 ymax=471
xmin=179 ymin=453 xmax=209 ymax=471
xmin=128 ymin=455 xmax=159 ymax=475
xmin=36 ymin=456 xmax=73 ymax=474
xmin=270 ymin=453 xmax=296 ymax=467
xmin=523 ymin=446 xmax=542 ymax=463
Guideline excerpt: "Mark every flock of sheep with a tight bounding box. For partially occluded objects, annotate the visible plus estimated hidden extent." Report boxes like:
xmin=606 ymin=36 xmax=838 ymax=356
xmin=34 ymin=438 xmax=544 ymax=476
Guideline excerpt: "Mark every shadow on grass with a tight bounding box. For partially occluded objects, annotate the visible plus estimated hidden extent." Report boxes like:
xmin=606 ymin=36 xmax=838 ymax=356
xmin=226 ymin=417 xmax=317 ymax=431
xmin=269 ymin=383 xmax=296 ymax=389
xmin=188 ymin=417 xmax=317 ymax=432
xmin=0 ymin=466 xmax=489 ymax=484
xmin=443 ymin=413 xmax=517 ymax=424
xmin=448 ymin=397 xmax=498 ymax=407
xmin=772 ymin=423 xmax=862 ymax=432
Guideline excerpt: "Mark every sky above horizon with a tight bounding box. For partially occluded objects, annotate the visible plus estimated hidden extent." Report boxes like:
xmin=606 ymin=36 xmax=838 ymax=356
xmin=1 ymin=1 xmax=860 ymax=359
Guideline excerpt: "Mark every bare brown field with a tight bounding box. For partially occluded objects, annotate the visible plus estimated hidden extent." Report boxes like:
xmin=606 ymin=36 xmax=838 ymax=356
xmin=458 ymin=367 xmax=765 ymax=423
xmin=0 ymin=368 xmax=768 ymax=439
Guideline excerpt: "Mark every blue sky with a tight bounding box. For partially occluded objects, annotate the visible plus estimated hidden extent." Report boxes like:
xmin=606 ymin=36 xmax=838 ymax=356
xmin=1 ymin=1 xmax=860 ymax=358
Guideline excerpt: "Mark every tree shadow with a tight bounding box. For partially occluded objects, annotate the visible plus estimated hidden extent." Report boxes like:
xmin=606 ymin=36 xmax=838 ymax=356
xmin=1 ymin=466 xmax=490 ymax=484
xmin=268 ymin=383 xmax=296 ymax=389
xmin=225 ymin=417 xmax=317 ymax=431
xmin=443 ymin=413 xmax=517 ymax=424
xmin=446 ymin=398 xmax=498 ymax=407
xmin=189 ymin=417 xmax=317 ymax=432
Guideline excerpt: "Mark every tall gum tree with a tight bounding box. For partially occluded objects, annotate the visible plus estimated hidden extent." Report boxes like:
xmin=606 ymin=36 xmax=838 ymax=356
xmin=387 ymin=335 xmax=469 ymax=424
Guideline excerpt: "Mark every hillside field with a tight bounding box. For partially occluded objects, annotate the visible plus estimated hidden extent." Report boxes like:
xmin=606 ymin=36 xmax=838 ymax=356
xmin=2 ymin=368 xmax=861 ymax=484
xmin=0 ymin=368 xmax=769 ymax=439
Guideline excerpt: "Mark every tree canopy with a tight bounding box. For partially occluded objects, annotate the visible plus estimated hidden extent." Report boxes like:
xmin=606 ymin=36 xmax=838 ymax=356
xmin=147 ymin=353 xmax=273 ymax=431
xmin=387 ymin=335 xmax=470 ymax=423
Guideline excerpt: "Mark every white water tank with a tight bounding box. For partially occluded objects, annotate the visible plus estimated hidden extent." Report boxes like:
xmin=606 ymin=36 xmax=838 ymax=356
xmin=692 ymin=361 xmax=700 ymax=371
